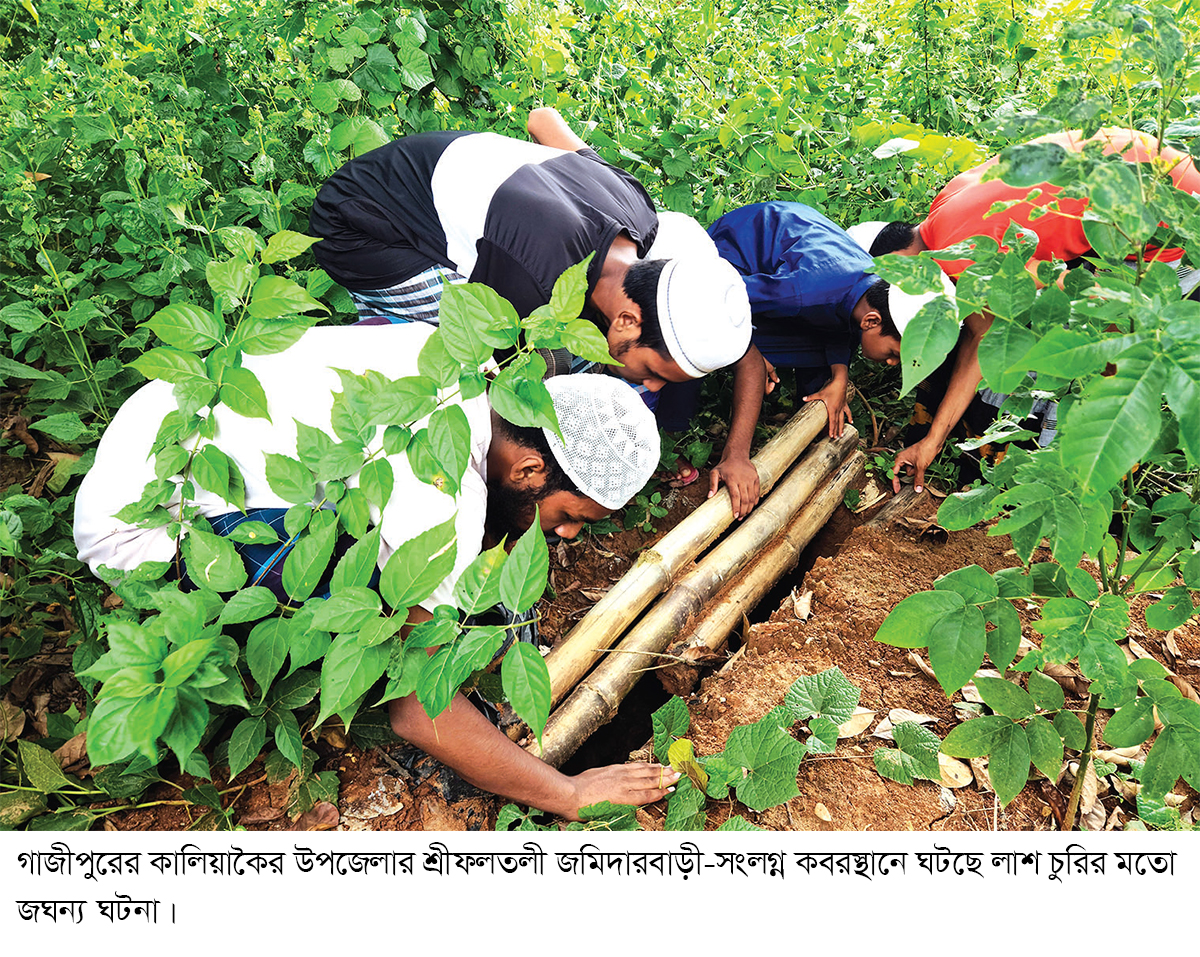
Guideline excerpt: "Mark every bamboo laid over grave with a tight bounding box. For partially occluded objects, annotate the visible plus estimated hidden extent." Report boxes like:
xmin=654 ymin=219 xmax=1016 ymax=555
xmin=545 ymin=395 xmax=845 ymax=707
xmin=534 ymin=431 xmax=860 ymax=768
xmin=667 ymin=450 xmax=867 ymax=664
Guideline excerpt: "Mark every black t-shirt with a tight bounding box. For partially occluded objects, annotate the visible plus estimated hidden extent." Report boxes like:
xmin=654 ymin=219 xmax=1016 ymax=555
xmin=309 ymin=131 xmax=659 ymax=318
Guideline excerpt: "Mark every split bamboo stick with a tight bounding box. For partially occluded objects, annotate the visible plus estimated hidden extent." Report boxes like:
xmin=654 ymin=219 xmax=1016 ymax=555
xmin=666 ymin=450 xmax=867 ymax=664
xmin=545 ymin=395 xmax=843 ymax=707
xmin=533 ymin=433 xmax=861 ymax=768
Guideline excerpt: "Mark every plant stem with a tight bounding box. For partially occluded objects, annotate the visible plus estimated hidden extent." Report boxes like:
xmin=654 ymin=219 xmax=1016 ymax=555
xmin=1061 ymin=691 xmax=1099 ymax=831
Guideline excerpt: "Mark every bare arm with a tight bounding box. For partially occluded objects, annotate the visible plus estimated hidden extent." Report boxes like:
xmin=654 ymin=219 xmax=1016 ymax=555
xmin=388 ymin=608 xmax=678 ymax=820
xmin=891 ymin=310 xmax=992 ymax=492
xmin=709 ymin=344 xmax=767 ymax=519
xmin=803 ymin=363 xmax=852 ymax=439
xmin=527 ymin=107 xmax=588 ymax=152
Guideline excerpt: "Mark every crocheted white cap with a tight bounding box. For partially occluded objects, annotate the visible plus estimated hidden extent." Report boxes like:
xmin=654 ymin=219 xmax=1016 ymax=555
xmin=655 ymin=255 xmax=752 ymax=378
xmin=542 ymin=375 xmax=661 ymax=510
xmin=849 ymin=220 xmax=956 ymax=336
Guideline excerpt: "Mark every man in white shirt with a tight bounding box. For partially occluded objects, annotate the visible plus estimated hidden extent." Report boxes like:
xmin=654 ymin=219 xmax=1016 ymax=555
xmin=75 ymin=322 xmax=681 ymax=820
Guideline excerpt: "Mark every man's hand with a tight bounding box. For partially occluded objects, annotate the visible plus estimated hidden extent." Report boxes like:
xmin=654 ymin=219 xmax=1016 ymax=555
xmin=763 ymin=356 xmax=780 ymax=395
xmin=891 ymin=436 xmax=942 ymax=493
xmin=567 ymin=763 xmax=681 ymax=821
xmin=708 ymin=452 xmax=761 ymax=520
xmin=803 ymin=378 xmax=852 ymax=438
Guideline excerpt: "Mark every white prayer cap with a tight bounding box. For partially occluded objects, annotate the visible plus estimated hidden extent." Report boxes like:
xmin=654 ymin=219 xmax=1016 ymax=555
xmin=849 ymin=220 xmax=956 ymax=336
xmin=655 ymin=255 xmax=752 ymax=378
xmin=542 ymin=375 xmax=660 ymax=510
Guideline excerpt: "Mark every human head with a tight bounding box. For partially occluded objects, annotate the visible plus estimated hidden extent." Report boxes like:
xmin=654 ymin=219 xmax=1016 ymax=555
xmin=847 ymin=220 xmax=923 ymax=257
xmin=848 ymin=223 xmax=956 ymax=364
xmin=487 ymin=375 xmax=660 ymax=541
xmin=609 ymin=255 xmax=752 ymax=388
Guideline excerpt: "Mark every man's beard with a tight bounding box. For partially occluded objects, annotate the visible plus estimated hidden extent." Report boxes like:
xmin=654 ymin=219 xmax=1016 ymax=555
xmin=485 ymin=477 xmax=544 ymax=543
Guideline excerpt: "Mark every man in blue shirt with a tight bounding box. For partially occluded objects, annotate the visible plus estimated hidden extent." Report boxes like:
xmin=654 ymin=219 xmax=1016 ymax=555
xmin=702 ymin=201 xmax=952 ymax=442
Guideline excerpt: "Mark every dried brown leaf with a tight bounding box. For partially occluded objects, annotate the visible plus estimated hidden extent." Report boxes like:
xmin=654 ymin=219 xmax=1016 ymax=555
xmin=906 ymin=652 xmax=937 ymax=682
xmin=888 ymin=708 xmax=938 ymax=726
xmin=960 ymin=682 xmax=984 ymax=704
xmin=1080 ymin=762 xmax=1099 ymax=814
xmin=0 ymin=700 xmax=25 ymax=743
xmin=793 ymin=589 xmax=813 ymax=621
xmin=1163 ymin=629 xmax=1181 ymax=659
xmin=292 ymin=801 xmax=339 ymax=831
xmin=239 ymin=807 xmax=285 ymax=825
xmin=1105 ymin=807 xmax=1125 ymax=831
xmin=1081 ymin=801 xmax=1107 ymax=831
xmin=938 ymin=753 xmax=974 ymax=789
xmin=1169 ymin=675 xmax=1199 ymax=705
xmin=814 ymin=802 xmax=832 ymax=822
xmin=53 ymin=733 xmax=89 ymax=772
xmin=970 ymin=757 xmax=993 ymax=793
xmin=837 ymin=708 xmax=875 ymax=739
xmin=580 ymin=589 xmax=609 ymax=602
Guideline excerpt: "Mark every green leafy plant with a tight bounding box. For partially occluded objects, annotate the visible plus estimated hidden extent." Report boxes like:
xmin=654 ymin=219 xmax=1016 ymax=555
xmin=874 ymin=2 xmax=1200 ymax=829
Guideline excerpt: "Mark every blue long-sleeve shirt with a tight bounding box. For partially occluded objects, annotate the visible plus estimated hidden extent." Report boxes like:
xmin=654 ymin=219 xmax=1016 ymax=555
xmin=708 ymin=202 xmax=877 ymax=370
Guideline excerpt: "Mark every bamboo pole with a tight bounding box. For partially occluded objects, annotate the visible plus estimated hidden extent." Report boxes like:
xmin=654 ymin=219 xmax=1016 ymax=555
xmin=545 ymin=395 xmax=843 ymax=706
xmin=533 ymin=436 xmax=862 ymax=768
xmin=666 ymin=450 xmax=867 ymax=664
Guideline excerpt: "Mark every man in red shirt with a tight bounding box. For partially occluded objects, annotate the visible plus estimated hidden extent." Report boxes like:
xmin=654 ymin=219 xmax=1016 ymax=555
xmin=859 ymin=128 xmax=1200 ymax=492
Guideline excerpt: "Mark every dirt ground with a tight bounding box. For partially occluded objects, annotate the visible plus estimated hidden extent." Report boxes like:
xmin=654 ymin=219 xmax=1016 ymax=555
xmin=7 ymin=421 xmax=1199 ymax=832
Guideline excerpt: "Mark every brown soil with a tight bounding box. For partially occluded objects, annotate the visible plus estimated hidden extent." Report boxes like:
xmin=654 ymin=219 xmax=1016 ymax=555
xmin=12 ymin=446 xmax=1200 ymax=832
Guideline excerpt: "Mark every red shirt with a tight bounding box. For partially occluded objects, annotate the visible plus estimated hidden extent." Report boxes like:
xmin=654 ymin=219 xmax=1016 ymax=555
xmin=920 ymin=128 xmax=1200 ymax=277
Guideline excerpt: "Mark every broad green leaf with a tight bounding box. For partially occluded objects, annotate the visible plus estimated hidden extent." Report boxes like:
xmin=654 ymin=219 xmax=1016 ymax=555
xmin=715 ymin=816 xmax=763 ymax=831
xmin=220 ymin=367 xmax=271 ymax=421
xmin=379 ymin=516 xmax=457 ymax=611
xmin=449 ymin=624 xmax=505 ymax=677
xmin=190 ymin=444 xmax=235 ymax=505
xmin=227 ymin=716 xmax=267 ymax=780
xmin=487 ymin=365 xmax=560 ymax=433
xmin=406 ymin=405 xmax=471 ymax=495
xmin=898 ymin=296 xmax=959 ymax=396
xmin=1103 ymin=697 xmax=1157 ymax=748
xmin=1145 ymin=586 xmax=1196 ymax=631
xmin=360 ymin=459 xmax=394 ymax=511
xmin=941 ymin=714 xmax=1012 ymax=757
xmin=1025 ymin=715 xmax=1064 ymax=779
xmin=281 ymin=510 xmax=339 ymax=603
xmin=247 ymin=619 xmax=291 ymax=693
xmin=146 ymin=303 xmax=222 ymax=352
xmin=358 ymin=614 xmax=406 ymax=648
xmin=975 ymin=675 xmax=1036 ymax=720
xmin=17 ymin=740 xmax=73 ymax=794
xmin=330 ymin=526 xmax=382 ymax=592
xmin=128 ymin=346 xmax=208 ymax=386
xmin=934 ymin=565 xmax=998 ymax=604
xmin=206 ymin=257 xmax=256 ymax=304
xmin=1016 ymin=326 xmax=1135 ymax=380
xmin=990 ymin=140 xmax=1071 ymax=187
xmin=498 ymin=516 xmax=549 ymax=614
xmin=219 ymin=587 xmax=278 ymax=625
xmin=875 ymin=590 xmax=965 ymax=649
xmin=1026 ymin=668 xmax=1065 ymax=711
xmin=264 ymin=453 xmax=315 ymax=505
xmin=928 ymin=603 xmax=987 ymax=694
xmin=503 ymin=642 xmax=552 ymax=743
xmin=261 ymin=230 xmax=322 ymax=264
xmin=182 ymin=529 xmax=247 ymax=593
xmin=663 ymin=776 xmax=707 ymax=831
xmin=247 ymin=275 xmax=328 ymax=319
xmin=1053 ymin=710 xmax=1087 ymax=751
xmin=437 ymin=283 xmax=507 ymax=365
xmin=652 ymin=696 xmax=690 ymax=763
xmin=938 ymin=485 xmax=1001 ymax=530
xmin=160 ymin=638 xmax=215 ymax=688
xmin=1062 ymin=346 xmax=1166 ymax=495
xmin=873 ymin=721 xmax=941 ymax=785
xmin=978 ymin=317 xmax=1037 ymax=393
xmin=783 ymin=666 xmax=859 ymax=735
xmin=989 ymin=722 xmax=1031 ymax=805
xmin=1087 ymin=162 xmax=1158 ymax=245
xmin=331 ymin=116 xmax=390 ymax=155
xmin=982 ymin=598 xmax=1022 ymax=673
xmin=1163 ymin=351 xmax=1200 ymax=467
xmin=231 ymin=317 xmax=311 ymax=356
xmin=223 ymin=521 xmax=278 ymax=546
xmin=311 ymin=586 xmax=382 ymax=631
xmin=571 ymin=801 xmax=640 ymax=832
xmin=0 ymin=791 xmax=48 ymax=826
xmin=1139 ymin=727 xmax=1200 ymax=802
xmin=315 ymin=632 xmax=390 ymax=727
xmin=723 ymin=707 xmax=806 ymax=811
